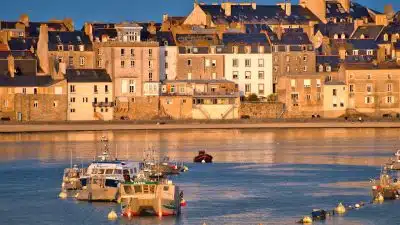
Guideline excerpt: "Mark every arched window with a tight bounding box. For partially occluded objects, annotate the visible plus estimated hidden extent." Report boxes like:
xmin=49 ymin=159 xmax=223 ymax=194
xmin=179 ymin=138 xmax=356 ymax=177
xmin=384 ymin=33 xmax=389 ymax=42
xmin=318 ymin=64 xmax=324 ymax=72
xmin=333 ymin=34 xmax=338 ymax=39
xmin=341 ymin=34 xmax=346 ymax=39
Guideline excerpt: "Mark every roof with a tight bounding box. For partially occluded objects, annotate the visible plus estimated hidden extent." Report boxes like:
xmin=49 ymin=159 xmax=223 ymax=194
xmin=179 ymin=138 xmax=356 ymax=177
xmin=175 ymin=34 xmax=221 ymax=46
xmin=349 ymin=2 xmax=376 ymax=21
xmin=198 ymin=4 xmax=321 ymax=25
xmin=280 ymin=30 xmax=311 ymax=45
xmin=48 ymin=31 xmax=92 ymax=51
xmin=344 ymin=62 xmax=400 ymax=70
xmin=0 ymin=44 xmax=9 ymax=51
xmin=347 ymin=39 xmax=378 ymax=50
xmin=314 ymin=23 xmax=354 ymax=39
xmin=163 ymin=79 xmax=235 ymax=84
xmin=326 ymin=1 xmax=350 ymax=19
xmin=66 ymin=69 xmax=112 ymax=83
xmin=376 ymin=23 xmax=400 ymax=43
xmin=351 ymin=25 xmax=384 ymax=40
xmin=156 ymin=32 xmax=176 ymax=46
xmin=222 ymin=33 xmax=268 ymax=45
xmin=1 ymin=21 xmax=69 ymax=37
xmin=8 ymin=38 xmax=37 ymax=51
xmin=316 ymin=55 xmax=341 ymax=72
xmin=93 ymin=28 xmax=118 ymax=40
xmin=0 ymin=75 xmax=57 ymax=87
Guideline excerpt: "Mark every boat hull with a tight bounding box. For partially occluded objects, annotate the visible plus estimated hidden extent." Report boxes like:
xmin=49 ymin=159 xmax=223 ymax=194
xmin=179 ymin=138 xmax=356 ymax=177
xmin=193 ymin=155 xmax=213 ymax=163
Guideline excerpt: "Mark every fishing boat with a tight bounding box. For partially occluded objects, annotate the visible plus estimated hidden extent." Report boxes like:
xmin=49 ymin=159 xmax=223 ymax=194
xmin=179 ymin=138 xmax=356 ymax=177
xmin=61 ymin=165 xmax=86 ymax=191
xmin=371 ymin=168 xmax=400 ymax=200
xmin=119 ymin=179 xmax=181 ymax=217
xmin=386 ymin=150 xmax=400 ymax=170
xmin=75 ymin=137 xmax=142 ymax=202
xmin=193 ymin=150 xmax=213 ymax=163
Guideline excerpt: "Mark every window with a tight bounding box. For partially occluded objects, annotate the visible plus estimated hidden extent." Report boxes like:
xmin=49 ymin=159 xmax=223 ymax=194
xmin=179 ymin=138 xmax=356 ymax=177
xmin=205 ymin=59 xmax=210 ymax=67
xmin=365 ymin=96 xmax=374 ymax=104
xmin=245 ymin=71 xmax=251 ymax=79
xmin=367 ymin=50 xmax=373 ymax=55
xmin=210 ymin=46 xmax=216 ymax=54
xmin=258 ymin=59 xmax=264 ymax=67
xmin=318 ymin=64 xmax=324 ymax=72
xmin=149 ymin=72 xmax=153 ymax=81
xmin=68 ymin=56 xmax=73 ymax=66
xmin=187 ymin=59 xmax=192 ymax=66
xmin=53 ymin=101 xmax=58 ymax=107
xmin=121 ymin=49 xmax=125 ymax=56
xmin=164 ymin=51 xmax=168 ymax=57
xmin=326 ymin=65 xmax=331 ymax=72
xmin=79 ymin=56 xmax=85 ymax=66
xmin=303 ymin=55 xmax=308 ymax=62
xmin=341 ymin=34 xmax=346 ymax=39
xmin=148 ymin=61 xmax=153 ymax=68
xmin=316 ymin=92 xmax=321 ymax=101
xmin=286 ymin=66 xmax=290 ymax=73
xmin=187 ymin=73 xmax=192 ymax=80
xmin=170 ymin=85 xmax=175 ymax=93
xmin=82 ymin=97 xmax=88 ymax=103
xmin=232 ymin=46 xmax=238 ymax=53
xmin=129 ymin=80 xmax=135 ymax=93
xmin=186 ymin=48 xmax=191 ymax=54
xmin=148 ymin=49 xmax=153 ymax=57
xmin=58 ymin=56 xmax=63 ymax=63
xmin=68 ymin=45 xmax=74 ymax=51
xmin=105 ymin=85 xmax=108 ymax=93
xmin=94 ymin=97 xmax=97 ymax=103
xmin=316 ymin=79 xmax=321 ymax=88
xmin=388 ymin=74 xmax=392 ymax=80
xmin=193 ymin=47 xmax=198 ymax=53
xmin=349 ymin=84 xmax=354 ymax=93
xmin=121 ymin=60 xmax=125 ymax=68
xmin=33 ymin=88 xmax=37 ymax=95
xmin=70 ymin=85 xmax=75 ymax=93
xmin=384 ymin=33 xmax=389 ymax=42
xmin=258 ymin=71 xmax=264 ymax=79
xmin=353 ymin=50 xmax=359 ymax=55
xmin=340 ymin=102 xmax=344 ymax=107
xmin=129 ymin=60 xmax=134 ymax=68
xmin=304 ymin=79 xmax=311 ymax=88
xmin=131 ymin=49 xmax=135 ymax=56
xmin=70 ymin=97 xmax=75 ymax=103
xmin=57 ymin=45 xmax=63 ymax=51
xmin=387 ymin=96 xmax=394 ymax=104
xmin=165 ymin=62 xmax=168 ymax=69
xmin=245 ymin=59 xmax=251 ymax=67
xmin=259 ymin=46 xmax=264 ymax=53
xmin=233 ymin=71 xmax=238 ymax=79
xmin=33 ymin=101 xmax=38 ymax=108
xmin=349 ymin=74 xmax=354 ymax=79
xmin=105 ymin=97 xmax=108 ymax=103
xmin=258 ymin=84 xmax=264 ymax=95
xmin=303 ymin=66 xmax=308 ymax=72
xmin=97 ymin=59 xmax=102 ymax=68
xmin=387 ymin=83 xmax=393 ymax=92
xmin=70 ymin=109 xmax=75 ymax=113
xmin=291 ymin=79 xmax=296 ymax=88
xmin=366 ymin=84 xmax=372 ymax=93
xmin=333 ymin=89 xmax=337 ymax=96
xmin=232 ymin=59 xmax=238 ymax=67
xmin=212 ymin=72 xmax=216 ymax=79
xmin=273 ymin=66 xmax=278 ymax=72
xmin=306 ymin=94 xmax=311 ymax=101
xmin=179 ymin=85 xmax=185 ymax=93
xmin=245 ymin=84 xmax=251 ymax=93
xmin=286 ymin=55 xmax=290 ymax=62
xmin=333 ymin=103 xmax=337 ymax=108
xmin=211 ymin=59 xmax=216 ymax=67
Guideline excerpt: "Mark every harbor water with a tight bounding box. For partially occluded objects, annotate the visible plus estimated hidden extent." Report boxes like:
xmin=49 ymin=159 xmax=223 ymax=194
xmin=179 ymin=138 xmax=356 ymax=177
xmin=0 ymin=128 xmax=400 ymax=225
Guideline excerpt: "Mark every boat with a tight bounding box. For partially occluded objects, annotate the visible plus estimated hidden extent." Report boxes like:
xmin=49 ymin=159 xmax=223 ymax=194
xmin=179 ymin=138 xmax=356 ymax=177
xmin=75 ymin=137 xmax=142 ymax=202
xmin=61 ymin=165 xmax=86 ymax=191
xmin=386 ymin=150 xmax=400 ymax=170
xmin=371 ymin=168 xmax=400 ymax=200
xmin=193 ymin=150 xmax=213 ymax=163
xmin=119 ymin=179 xmax=181 ymax=217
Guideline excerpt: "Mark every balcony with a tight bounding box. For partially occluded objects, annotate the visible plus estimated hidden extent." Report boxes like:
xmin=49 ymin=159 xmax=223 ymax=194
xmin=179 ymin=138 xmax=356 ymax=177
xmin=92 ymin=102 xmax=115 ymax=107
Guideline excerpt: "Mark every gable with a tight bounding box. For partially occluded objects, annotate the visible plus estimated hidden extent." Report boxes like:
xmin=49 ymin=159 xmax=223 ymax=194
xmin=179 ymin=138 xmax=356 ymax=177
xmin=183 ymin=4 xmax=215 ymax=27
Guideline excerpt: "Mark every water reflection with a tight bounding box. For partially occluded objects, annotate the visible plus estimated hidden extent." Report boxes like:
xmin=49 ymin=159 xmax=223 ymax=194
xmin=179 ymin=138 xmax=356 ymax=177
xmin=0 ymin=128 xmax=399 ymax=167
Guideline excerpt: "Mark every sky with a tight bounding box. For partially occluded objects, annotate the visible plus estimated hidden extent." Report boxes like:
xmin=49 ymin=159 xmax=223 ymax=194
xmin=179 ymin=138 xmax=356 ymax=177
xmin=1 ymin=0 xmax=399 ymax=29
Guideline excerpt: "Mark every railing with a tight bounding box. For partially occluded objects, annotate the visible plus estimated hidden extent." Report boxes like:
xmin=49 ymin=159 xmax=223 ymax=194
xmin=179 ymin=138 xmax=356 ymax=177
xmin=92 ymin=102 xmax=115 ymax=107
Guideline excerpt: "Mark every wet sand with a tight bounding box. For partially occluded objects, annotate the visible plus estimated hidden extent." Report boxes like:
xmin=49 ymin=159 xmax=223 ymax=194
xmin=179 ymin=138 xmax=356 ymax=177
xmin=1 ymin=121 xmax=400 ymax=133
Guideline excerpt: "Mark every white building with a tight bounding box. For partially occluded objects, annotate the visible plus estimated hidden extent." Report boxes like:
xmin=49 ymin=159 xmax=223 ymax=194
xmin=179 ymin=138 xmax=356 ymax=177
xmin=223 ymin=33 xmax=273 ymax=98
xmin=158 ymin=32 xmax=178 ymax=81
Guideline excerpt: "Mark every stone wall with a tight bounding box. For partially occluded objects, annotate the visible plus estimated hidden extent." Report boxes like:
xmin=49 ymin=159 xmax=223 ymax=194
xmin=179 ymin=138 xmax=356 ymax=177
xmin=114 ymin=96 xmax=159 ymax=120
xmin=159 ymin=96 xmax=192 ymax=119
xmin=239 ymin=102 xmax=285 ymax=119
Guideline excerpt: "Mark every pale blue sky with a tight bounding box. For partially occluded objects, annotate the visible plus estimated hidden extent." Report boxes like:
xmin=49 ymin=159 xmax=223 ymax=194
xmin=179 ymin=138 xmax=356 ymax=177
xmin=1 ymin=0 xmax=399 ymax=29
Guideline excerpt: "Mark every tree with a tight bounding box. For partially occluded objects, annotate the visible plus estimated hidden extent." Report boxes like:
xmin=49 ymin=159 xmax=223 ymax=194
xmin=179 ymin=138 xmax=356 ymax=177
xmin=246 ymin=94 xmax=258 ymax=102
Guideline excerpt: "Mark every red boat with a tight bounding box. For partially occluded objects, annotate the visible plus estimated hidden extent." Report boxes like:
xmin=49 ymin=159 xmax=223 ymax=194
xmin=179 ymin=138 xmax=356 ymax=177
xmin=193 ymin=150 xmax=213 ymax=163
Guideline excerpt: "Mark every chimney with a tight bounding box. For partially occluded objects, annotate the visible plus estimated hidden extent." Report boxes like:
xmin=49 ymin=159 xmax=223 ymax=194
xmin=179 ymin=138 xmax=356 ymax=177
xmin=7 ymin=54 xmax=15 ymax=78
xmin=251 ymin=2 xmax=256 ymax=10
xmin=285 ymin=2 xmax=291 ymax=16
xmin=221 ymin=2 xmax=232 ymax=17
xmin=37 ymin=24 xmax=49 ymax=74
xmin=84 ymin=23 xmax=93 ymax=42
xmin=339 ymin=46 xmax=346 ymax=60
xmin=163 ymin=14 xmax=169 ymax=22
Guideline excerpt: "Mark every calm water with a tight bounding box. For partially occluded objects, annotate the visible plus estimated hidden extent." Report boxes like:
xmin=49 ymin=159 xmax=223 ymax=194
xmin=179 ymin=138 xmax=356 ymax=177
xmin=0 ymin=128 xmax=400 ymax=225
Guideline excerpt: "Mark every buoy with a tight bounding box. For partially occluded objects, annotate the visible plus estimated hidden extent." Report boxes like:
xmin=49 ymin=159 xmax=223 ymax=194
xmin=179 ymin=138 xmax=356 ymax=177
xmin=201 ymin=159 xmax=206 ymax=164
xmin=334 ymin=203 xmax=346 ymax=214
xmin=59 ymin=191 xmax=67 ymax=199
xmin=355 ymin=204 xmax=360 ymax=208
xmin=180 ymin=199 xmax=187 ymax=207
xmin=183 ymin=166 xmax=189 ymax=172
xmin=301 ymin=216 xmax=312 ymax=223
xmin=375 ymin=193 xmax=384 ymax=202
xmin=107 ymin=210 xmax=118 ymax=220
xmin=396 ymin=195 xmax=399 ymax=199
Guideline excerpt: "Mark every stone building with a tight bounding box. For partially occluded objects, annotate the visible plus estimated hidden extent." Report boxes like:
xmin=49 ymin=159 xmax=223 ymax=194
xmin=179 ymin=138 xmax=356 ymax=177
xmin=323 ymin=81 xmax=348 ymax=118
xmin=65 ymin=69 xmax=113 ymax=121
xmin=222 ymin=33 xmax=273 ymax=98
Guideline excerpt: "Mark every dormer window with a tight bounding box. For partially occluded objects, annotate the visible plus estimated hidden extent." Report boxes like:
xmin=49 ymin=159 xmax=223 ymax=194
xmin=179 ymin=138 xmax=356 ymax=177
xmin=186 ymin=48 xmax=191 ymax=54
xmin=245 ymin=46 xmax=251 ymax=54
xmin=302 ymin=46 xmax=307 ymax=51
xmin=68 ymin=45 xmax=74 ymax=51
xmin=164 ymin=40 xmax=168 ymax=46
xmin=57 ymin=45 xmax=63 ymax=51
xmin=79 ymin=45 xmax=84 ymax=51
xmin=193 ymin=48 xmax=198 ymax=53
xmin=326 ymin=65 xmax=331 ymax=72
xmin=258 ymin=46 xmax=264 ymax=53
xmin=384 ymin=33 xmax=389 ymax=42
xmin=353 ymin=50 xmax=359 ymax=55
xmin=360 ymin=34 xmax=365 ymax=39
xmin=334 ymin=34 xmax=338 ymax=39
xmin=232 ymin=46 xmax=239 ymax=54
xmin=341 ymin=34 xmax=346 ymax=39
xmin=210 ymin=46 xmax=216 ymax=54
xmin=366 ymin=49 xmax=373 ymax=55
xmin=318 ymin=64 xmax=324 ymax=72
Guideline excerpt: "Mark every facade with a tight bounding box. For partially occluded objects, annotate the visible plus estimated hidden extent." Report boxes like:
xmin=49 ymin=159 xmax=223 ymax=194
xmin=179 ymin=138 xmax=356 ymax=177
xmin=323 ymin=81 xmax=348 ymax=118
xmin=223 ymin=33 xmax=273 ymax=98
xmin=344 ymin=63 xmax=400 ymax=117
xmin=66 ymin=69 xmax=113 ymax=121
